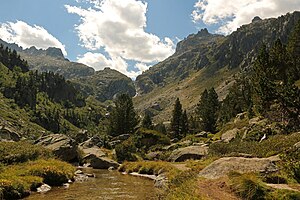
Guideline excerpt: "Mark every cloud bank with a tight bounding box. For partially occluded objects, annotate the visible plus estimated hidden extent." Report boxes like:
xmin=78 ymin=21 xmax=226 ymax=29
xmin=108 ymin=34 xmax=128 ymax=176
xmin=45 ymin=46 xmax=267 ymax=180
xmin=192 ymin=0 xmax=300 ymax=35
xmin=0 ymin=21 xmax=67 ymax=56
xmin=66 ymin=0 xmax=175 ymax=78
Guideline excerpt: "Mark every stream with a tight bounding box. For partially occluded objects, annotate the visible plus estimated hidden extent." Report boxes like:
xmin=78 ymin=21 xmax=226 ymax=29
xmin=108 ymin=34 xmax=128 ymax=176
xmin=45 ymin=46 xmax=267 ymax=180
xmin=26 ymin=168 xmax=159 ymax=200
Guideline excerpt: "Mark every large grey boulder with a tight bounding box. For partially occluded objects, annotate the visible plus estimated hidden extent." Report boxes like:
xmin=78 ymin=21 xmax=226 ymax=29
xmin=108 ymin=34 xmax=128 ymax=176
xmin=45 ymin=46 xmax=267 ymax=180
xmin=84 ymin=154 xmax=120 ymax=169
xmin=221 ymin=128 xmax=239 ymax=143
xmin=168 ymin=145 xmax=208 ymax=162
xmin=35 ymin=134 xmax=78 ymax=162
xmin=199 ymin=156 xmax=280 ymax=179
xmin=0 ymin=126 xmax=21 ymax=141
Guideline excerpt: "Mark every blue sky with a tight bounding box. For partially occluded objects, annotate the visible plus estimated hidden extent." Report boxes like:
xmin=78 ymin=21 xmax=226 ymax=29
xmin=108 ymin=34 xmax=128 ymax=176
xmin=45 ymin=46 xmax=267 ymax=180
xmin=0 ymin=0 xmax=299 ymax=78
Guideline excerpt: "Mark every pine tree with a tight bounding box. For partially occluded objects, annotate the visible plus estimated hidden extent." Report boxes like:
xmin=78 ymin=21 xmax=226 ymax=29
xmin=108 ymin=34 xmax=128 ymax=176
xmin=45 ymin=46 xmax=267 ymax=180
xmin=181 ymin=110 xmax=189 ymax=138
xmin=196 ymin=88 xmax=219 ymax=133
xmin=170 ymin=98 xmax=183 ymax=139
xmin=142 ymin=113 xmax=153 ymax=129
xmin=109 ymin=93 xmax=139 ymax=137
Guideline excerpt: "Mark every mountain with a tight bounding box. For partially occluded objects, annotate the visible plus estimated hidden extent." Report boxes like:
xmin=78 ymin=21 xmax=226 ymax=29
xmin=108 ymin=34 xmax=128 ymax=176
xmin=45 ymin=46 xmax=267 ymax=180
xmin=134 ymin=11 xmax=300 ymax=122
xmin=73 ymin=67 xmax=136 ymax=102
xmin=0 ymin=39 xmax=136 ymax=101
xmin=0 ymin=39 xmax=95 ymax=79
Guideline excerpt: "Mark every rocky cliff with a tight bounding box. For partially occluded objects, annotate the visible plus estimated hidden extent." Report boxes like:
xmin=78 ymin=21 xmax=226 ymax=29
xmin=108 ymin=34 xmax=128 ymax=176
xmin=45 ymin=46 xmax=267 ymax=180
xmin=134 ymin=11 xmax=300 ymax=122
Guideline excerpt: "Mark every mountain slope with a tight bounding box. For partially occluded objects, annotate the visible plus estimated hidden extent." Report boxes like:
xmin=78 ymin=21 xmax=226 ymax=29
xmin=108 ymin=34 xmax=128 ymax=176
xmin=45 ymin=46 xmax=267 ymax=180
xmin=134 ymin=11 xmax=300 ymax=122
xmin=73 ymin=68 xmax=136 ymax=102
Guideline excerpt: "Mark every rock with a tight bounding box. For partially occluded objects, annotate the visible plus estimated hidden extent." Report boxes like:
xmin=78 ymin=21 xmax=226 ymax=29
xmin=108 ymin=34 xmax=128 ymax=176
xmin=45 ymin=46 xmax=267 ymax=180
xmin=75 ymin=130 xmax=89 ymax=144
xmin=199 ymin=156 xmax=280 ymax=179
xmin=108 ymin=166 xmax=115 ymax=171
xmin=80 ymin=136 xmax=103 ymax=148
xmin=150 ymin=103 xmax=162 ymax=111
xmin=146 ymin=151 xmax=161 ymax=160
xmin=35 ymin=134 xmax=78 ymax=162
xmin=195 ymin=131 xmax=209 ymax=138
xmin=234 ymin=112 xmax=247 ymax=123
xmin=221 ymin=128 xmax=239 ymax=143
xmin=75 ymin=170 xmax=84 ymax=175
xmin=168 ymin=146 xmax=208 ymax=162
xmin=74 ymin=174 xmax=89 ymax=182
xmin=252 ymin=16 xmax=262 ymax=23
xmin=112 ymin=134 xmax=130 ymax=141
xmin=37 ymin=184 xmax=51 ymax=193
xmin=170 ymin=138 xmax=179 ymax=143
xmin=109 ymin=140 xmax=122 ymax=148
xmin=63 ymin=183 xmax=70 ymax=189
xmin=83 ymin=154 xmax=120 ymax=169
xmin=79 ymin=145 xmax=106 ymax=159
xmin=0 ymin=126 xmax=21 ymax=141
xmin=86 ymin=173 xmax=96 ymax=178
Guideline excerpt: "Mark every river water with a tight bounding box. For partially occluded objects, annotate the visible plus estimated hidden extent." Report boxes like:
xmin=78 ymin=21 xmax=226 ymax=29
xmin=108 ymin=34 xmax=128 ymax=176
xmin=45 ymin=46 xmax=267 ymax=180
xmin=26 ymin=169 xmax=159 ymax=200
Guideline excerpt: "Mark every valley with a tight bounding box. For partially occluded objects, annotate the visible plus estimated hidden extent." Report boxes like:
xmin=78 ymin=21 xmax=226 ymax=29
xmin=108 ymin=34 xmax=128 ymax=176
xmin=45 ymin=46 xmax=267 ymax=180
xmin=0 ymin=9 xmax=300 ymax=200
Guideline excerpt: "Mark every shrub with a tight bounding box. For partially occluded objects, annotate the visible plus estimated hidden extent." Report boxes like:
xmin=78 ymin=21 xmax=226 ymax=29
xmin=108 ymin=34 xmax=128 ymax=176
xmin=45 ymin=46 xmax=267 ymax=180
xmin=133 ymin=128 xmax=170 ymax=150
xmin=115 ymin=139 xmax=137 ymax=163
xmin=281 ymin=145 xmax=300 ymax=183
xmin=229 ymin=172 xmax=268 ymax=200
xmin=27 ymin=159 xmax=75 ymax=186
xmin=0 ymin=141 xmax=53 ymax=164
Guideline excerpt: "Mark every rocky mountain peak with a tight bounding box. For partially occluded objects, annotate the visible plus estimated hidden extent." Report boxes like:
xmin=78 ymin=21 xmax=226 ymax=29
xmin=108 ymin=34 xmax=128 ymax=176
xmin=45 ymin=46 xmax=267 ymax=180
xmin=252 ymin=16 xmax=262 ymax=23
xmin=196 ymin=28 xmax=210 ymax=37
xmin=45 ymin=47 xmax=65 ymax=59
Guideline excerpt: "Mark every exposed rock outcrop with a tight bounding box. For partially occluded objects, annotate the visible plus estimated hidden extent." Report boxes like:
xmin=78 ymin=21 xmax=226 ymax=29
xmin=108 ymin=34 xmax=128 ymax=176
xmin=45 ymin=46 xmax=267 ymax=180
xmin=168 ymin=145 xmax=208 ymax=162
xmin=199 ymin=156 xmax=280 ymax=179
xmin=0 ymin=126 xmax=21 ymax=141
xmin=221 ymin=128 xmax=239 ymax=143
xmin=35 ymin=134 xmax=78 ymax=162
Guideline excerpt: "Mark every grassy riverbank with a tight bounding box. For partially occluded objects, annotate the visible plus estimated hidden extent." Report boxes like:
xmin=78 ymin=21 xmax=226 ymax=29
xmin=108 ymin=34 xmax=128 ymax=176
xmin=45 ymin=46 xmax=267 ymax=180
xmin=0 ymin=142 xmax=75 ymax=199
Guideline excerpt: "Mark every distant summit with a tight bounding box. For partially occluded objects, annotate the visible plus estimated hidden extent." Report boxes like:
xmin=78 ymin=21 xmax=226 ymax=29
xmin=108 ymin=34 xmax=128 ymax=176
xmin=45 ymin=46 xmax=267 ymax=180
xmin=252 ymin=16 xmax=262 ymax=23
xmin=196 ymin=28 xmax=210 ymax=37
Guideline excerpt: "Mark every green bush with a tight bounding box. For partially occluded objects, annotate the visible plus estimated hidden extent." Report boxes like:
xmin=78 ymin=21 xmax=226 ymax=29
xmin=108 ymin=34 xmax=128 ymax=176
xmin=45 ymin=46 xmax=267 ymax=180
xmin=27 ymin=159 xmax=75 ymax=186
xmin=0 ymin=141 xmax=53 ymax=165
xmin=229 ymin=172 xmax=268 ymax=200
xmin=209 ymin=132 xmax=300 ymax=158
xmin=115 ymin=139 xmax=137 ymax=163
xmin=133 ymin=128 xmax=170 ymax=150
xmin=0 ymin=159 xmax=75 ymax=199
xmin=281 ymin=145 xmax=300 ymax=183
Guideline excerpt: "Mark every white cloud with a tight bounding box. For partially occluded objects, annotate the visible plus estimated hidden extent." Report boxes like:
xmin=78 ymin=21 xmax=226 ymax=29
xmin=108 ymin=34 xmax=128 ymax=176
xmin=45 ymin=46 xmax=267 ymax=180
xmin=77 ymin=52 xmax=140 ymax=79
xmin=192 ymin=0 xmax=300 ymax=35
xmin=0 ymin=21 xmax=67 ymax=56
xmin=66 ymin=0 xmax=175 ymax=78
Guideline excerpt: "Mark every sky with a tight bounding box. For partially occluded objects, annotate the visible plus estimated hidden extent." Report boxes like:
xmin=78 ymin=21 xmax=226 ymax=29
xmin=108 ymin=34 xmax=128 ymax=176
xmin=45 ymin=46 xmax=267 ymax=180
xmin=0 ymin=0 xmax=300 ymax=79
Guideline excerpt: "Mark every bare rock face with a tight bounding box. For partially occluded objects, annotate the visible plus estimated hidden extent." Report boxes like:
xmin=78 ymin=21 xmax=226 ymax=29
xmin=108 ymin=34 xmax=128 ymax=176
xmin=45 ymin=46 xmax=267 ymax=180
xmin=199 ymin=156 xmax=280 ymax=179
xmin=221 ymin=128 xmax=239 ymax=143
xmin=84 ymin=154 xmax=120 ymax=169
xmin=35 ymin=134 xmax=78 ymax=162
xmin=0 ymin=126 xmax=21 ymax=141
xmin=168 ymin=145 xmax=208 ymax=162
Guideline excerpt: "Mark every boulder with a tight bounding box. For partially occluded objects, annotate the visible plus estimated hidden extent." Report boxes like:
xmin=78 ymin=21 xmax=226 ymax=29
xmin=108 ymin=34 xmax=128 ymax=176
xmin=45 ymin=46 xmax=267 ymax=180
xmin=80 ymin=136 xmax=103 ymax=148
xmin=234 ymin=112 xmax=247 ymax=123
xmin=79 ymin=145 xmax=106 ymax=159
xmin=221 ymin=128 xmax=239 ymax=143
xmin=112 ymin=134 xmax=130 ymax=141
xmin=199 ymin=156 xmax=280 ymax=179
xmin=35 ymin=134 xmax=78 ymax=162
xmin=109 ymin=140 xmax=122 ymax=148
xmin=146 ymin=151 xmax=161 ymax=160
xmin=83 ymin=154 xmax=120 ymax=169
xmin=75 ymin=130 xmax=89 ymax=144
xmin=37 ymin=184 xmax=51 ymax=193
xmin=0 ymin=126 xmax=21 ymax=141
xmin=195 ymin=131 xmax=209 ymax=138
xmin=168 ymin=145 xmax=208 ymax=162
